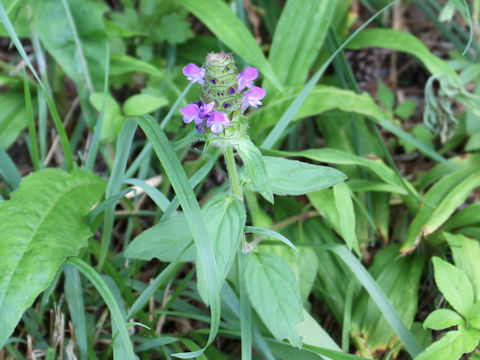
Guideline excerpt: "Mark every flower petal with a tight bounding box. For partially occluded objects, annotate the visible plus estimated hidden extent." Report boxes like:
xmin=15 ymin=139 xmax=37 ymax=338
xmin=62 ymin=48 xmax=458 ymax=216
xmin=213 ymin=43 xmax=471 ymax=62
xmin=182 ymin=64 xmax=206 ymax=85
xmin=179 ymin=103 xmax=200 ymax=124
xmin=238 ymin=67 xmax=259 ymax=91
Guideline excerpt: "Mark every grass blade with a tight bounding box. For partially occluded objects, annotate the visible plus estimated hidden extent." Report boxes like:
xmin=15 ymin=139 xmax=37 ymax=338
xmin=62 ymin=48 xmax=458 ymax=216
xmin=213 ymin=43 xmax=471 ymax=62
xmin=0 ymin=1 xmax=74 ymax=170
xmin=0 ymin=146 xmax=21 ymax=190
xmin=64 ymin=265 xmax=88 ymax=360
xmin=23 ymin=71 xmax=39 ymax=171
xmin=261 ymin=1 xmax=396 ymax=149
xmin=85 ymin=45 xmax=110 ymax=171
xmin=98 ymin=119 xmax=137 ymax=270
xmin=329 ymin=244 xmax=422 ymax=358
xmin=135 ymin=115 xmax=220 ymax=359
xmin=175 ymin=0 xmax=280 ymax=89
xmin=67 ymin=257 xmax=135 ymax=360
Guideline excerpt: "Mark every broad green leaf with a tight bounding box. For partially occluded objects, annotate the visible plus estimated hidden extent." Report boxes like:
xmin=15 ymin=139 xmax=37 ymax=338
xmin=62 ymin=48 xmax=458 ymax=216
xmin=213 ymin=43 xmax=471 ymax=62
xmin=432 ymin=257 xmax=474 ymax=317
xmin=333 ymin=182 xmax=358 ymax=252
xmin=245 ymin=253 xmax=303 ymax=347
xmin=32 ymin=0 xmax=108 ymax=91
xmin=237 ymin=138 xmax=274 ymax=203
xmin=265 ymin=0 xmax=334 ymax=90
xmin=423 ymin=171 xmax=480 ymax=235
xmin=295 ymin=309 xmax=341 ymax=350
xmin=446 ymin=233 xmax=480 ymax=302
xmin=347 ymin=29 xmax=461 ymax=85
xmin=125 ymin=214 xmax=195 ymax=262
xmin=250 ymin=85 xmax=388 ymax=137
xmin=0 ymin=90 xmax=29 ymax=149
xmin=416 ymin=328 xmax=480 ymax=360
xmin=89 ymin=92 xmax=124 ymax=143
xmin=264 ymin=156 xmax=346 ymax=196
xmin=197 ymin=193 xmax=246 ymax=301
xmin=123 ymin=94 xmax=168 ymax=117
xmin=110 ymin=52 xmax=164 ymax=78
xmin=423 ymin=309 xmax=464 ymax=330
xmin=468 ymin=302 xmax=480 ymax=328
xmin=175 ymin=0 xmax=280 ymax=89
xmin=351 ymin=244 xmax=425 ymax=357
xmin=266 ymin=148 xmax=414 ymax=196
xmin=0 ymin=169 xmax=105 ymax=347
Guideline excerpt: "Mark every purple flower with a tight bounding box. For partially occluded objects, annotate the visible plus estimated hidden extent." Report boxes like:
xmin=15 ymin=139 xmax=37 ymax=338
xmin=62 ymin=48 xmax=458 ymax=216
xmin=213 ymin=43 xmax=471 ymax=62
xmin=207 ymin=111 xmax=230 ymax=133
xmin=199 ymin=102 xmax=214 ymax=118
xmin=183 ymin=64 xmax=206 ymax=85
xmin=237 ymin=67 xmax=258 ymax=91
xmin=242 ymin=86 xmax=266 ymax=112
xmin=180 ymin=103 xmax=202 ymax=125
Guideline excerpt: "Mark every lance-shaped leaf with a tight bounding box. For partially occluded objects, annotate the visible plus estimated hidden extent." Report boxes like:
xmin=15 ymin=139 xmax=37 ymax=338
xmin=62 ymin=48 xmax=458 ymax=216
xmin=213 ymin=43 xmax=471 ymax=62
xmin=237 ymin=138 xmax=274 ymax=203
xmin=264 ymin=156 xmax=346 ymax=196
xmin=197 ymin=193 xmax=246 ymax=301
xmin=0 ymin=169 xmax=105 ymax=347
xmin=245 ymin=253 xmax=304 ymax=347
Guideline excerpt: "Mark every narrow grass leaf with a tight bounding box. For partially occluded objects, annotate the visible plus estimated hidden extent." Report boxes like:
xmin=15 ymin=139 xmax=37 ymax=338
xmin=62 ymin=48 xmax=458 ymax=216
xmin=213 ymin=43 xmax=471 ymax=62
xmin=261 ymin=1 xmax=396 ymax=149
xmin=127 ymin=260 xmax=184 ymax=320
xmin=135 ymin=115 xmax=220 ymax=359
xmin=347 ymin=28 xmax=461 ymax=84
xmin=67 ymin=257 xmax=135 ymax=360
xmin=0 ymin=2 xmax=74 ymax=170
xmin=123 ymin=178 xmax=170 ymax=212
xmin=244 ymin=226 xmax=297 ymax=250
xmin=329 ymin=244 xmax=422 ymax=358
xmin=423 ymin=171 xmax=480 ymax=234
xmin=64 ymin=265 xmax=88 ymax=360
xmin=175 ymin=0 xmax=280 ymax=89
xmin=98 ymin=119 xmax=137 ymax=270
xmin=379 ymin=120 xmax=454 ymax=168
xmin=23 ymin=71 xmax=39 ymax=171
xmin=333 ymin=182 xmax=359 ymax=253
xmin=0 ymin=146 xmax=21 ymax=190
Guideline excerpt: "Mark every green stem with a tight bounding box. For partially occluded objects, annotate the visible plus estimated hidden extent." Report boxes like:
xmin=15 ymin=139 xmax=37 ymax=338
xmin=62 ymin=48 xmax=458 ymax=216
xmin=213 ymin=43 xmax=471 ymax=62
xmin=224 ymin=145 xmax=243 ymax=200
xmin=224 ymin=145 xmax=252 ymax=359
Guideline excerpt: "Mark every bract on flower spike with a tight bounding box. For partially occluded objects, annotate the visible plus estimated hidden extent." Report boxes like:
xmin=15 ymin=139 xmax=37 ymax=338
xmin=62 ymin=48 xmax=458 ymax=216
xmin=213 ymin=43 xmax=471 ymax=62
xmin=179 ymin=52 xmax=266 ymax=138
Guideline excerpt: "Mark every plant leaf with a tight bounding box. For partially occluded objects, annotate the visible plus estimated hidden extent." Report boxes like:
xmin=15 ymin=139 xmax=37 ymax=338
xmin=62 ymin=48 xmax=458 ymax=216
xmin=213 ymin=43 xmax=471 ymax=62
xmin=89 ymin=92 xmax=124 ymax=143
xmin=445 ymin=233 xmax=480 ymax=302
xmin=237 ymin=138 xmax=274 ymax=203
xmin=123 ymin=94 xmax=168 ymax=117
xmin=125 ymin=214 xmax=195 ymax=263
xmin=347 ymin=29 xmax=461 ymax=85
xmin=416 ymin=328 xmax=480 ymax=360
xmin=424 ymin=309 xmax=464 ymax=330
xmin=175 ymin=0 xmax=280 ymax=89
xmin=245 ymin=253 xmax=303 ymax=347
xmin=0 ymin=169 xmax=105 ymax=347
xmin=32 ymin=0 xmax=108 ymax=91
xmin=432 ymin=257 xmax=474 ymax=317
xmin=197 ymin=193 xmax=246 ymax=301
xmin=264 ymin=156 xmax=346 ymax=196
xmin=265 ymin=0 xmax=334 ymax=90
